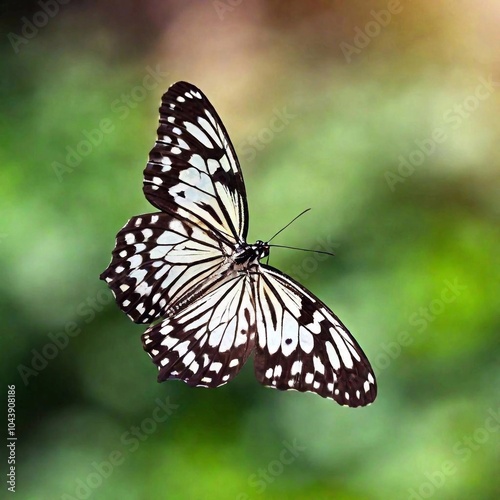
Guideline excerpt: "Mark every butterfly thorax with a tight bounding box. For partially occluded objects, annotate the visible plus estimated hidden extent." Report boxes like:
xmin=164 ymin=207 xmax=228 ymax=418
xmin=232 ymin=240 xmax=269 ymax=269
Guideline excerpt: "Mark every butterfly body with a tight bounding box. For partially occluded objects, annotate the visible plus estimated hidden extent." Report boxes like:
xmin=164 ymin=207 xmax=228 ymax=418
xmin=232 ymin=240 xmax=269 ymax=266
xmin=101 ymin=81 xmax=377 ymax=407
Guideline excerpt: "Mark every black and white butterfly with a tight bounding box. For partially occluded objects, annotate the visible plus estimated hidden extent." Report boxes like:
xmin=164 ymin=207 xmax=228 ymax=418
xmin=100 ymin=81 xmax=377 ymax=407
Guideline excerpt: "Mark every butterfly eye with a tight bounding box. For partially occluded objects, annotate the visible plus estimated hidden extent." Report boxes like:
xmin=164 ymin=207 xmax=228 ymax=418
xmin=101 ymin=81 xmax=377 ymax=407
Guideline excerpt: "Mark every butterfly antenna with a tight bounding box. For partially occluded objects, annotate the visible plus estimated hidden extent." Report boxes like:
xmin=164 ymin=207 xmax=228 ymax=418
xmin=268 ymin=244 xmax=335 ymax=257
xmin=267 ymin=208 xmax=311 ymax=243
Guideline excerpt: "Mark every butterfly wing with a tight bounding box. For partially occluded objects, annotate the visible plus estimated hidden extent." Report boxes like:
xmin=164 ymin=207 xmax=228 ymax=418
xmin=143 ymin=81 xmax=248 ymax=244
xmin=100 ymin=212 xmax=232 ymax=323
xmin=101 ymin=81 xmax=249 ymax=323
xmin=142 ymin=273 xmax=256 ymax=387
xmin=253 ymin=266 xmax=377 ymax=407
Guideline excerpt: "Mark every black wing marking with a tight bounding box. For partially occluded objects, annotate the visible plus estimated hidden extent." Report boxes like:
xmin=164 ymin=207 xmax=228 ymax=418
xmin=143 ymin=81 xmax=248 ymax=245
xmin=253 ymin=266 xmax=377 ymax=407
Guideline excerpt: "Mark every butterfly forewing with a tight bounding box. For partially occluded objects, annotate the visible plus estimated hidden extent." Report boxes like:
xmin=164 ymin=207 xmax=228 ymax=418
xmin=101 ymin=81 xmax=377 ymax=407
xmin=143 ymin=81 xmax=248 ymax=244
xmin=100 ymin=212 xmax=228 ymax=324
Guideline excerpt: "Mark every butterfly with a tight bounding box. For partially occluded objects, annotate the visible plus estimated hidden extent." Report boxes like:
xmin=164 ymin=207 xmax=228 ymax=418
xmin=100 ymin=81 xmax=377 ymax=407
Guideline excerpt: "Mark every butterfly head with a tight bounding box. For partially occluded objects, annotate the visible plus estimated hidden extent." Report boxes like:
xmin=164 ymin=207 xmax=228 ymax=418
xmin=253 ymin=240 xmax=270 ymax=261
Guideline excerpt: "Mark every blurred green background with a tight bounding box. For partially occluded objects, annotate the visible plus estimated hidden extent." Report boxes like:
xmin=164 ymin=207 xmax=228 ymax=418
xmin=1 ymin=1 xmax=499 ymax=498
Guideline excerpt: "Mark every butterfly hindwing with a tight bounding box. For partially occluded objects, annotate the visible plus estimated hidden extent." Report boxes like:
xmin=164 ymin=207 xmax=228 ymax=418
xmin=143 ymin=81 xmax=248 ymax=245
xmin=253 ymin=266 xmax=377 ymax=407
xmin=142 ymin=273 xmax=256 ymax=387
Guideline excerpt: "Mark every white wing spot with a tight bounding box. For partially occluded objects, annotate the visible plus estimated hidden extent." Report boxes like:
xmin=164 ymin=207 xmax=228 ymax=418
xmin=211 ymin=362 xmax=223 ymax=373
xmin=136 ymin=281 xmax=152 ymax=297
xmin=128 ymin=255 xmax=142 ymax=268
xmin=312 ymin=356 xmax=325 ymax=375
xmin=183 ymin=351 xmax=195 ymax=366
xmin=129 ymin=269 xmax=146 ymax=283
xmin=161 ymin=336 xmax=177 ymax=350
xmin=174 ymin=340 xmax=190 ymax=357
xmin=291 ymin=360 xmax=302 ymax=375
xmin=330 ymin=327 xmax=353 ymax=369
xmin=161 ymin=157 xmax=172 ymax=171
xmin=299 ymin=327 xmax=314 ymax=353
xmin=185 ymin=122 xmax=213 ymax=148
xmin=325 ymin=341 xmax=341 ymax=370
